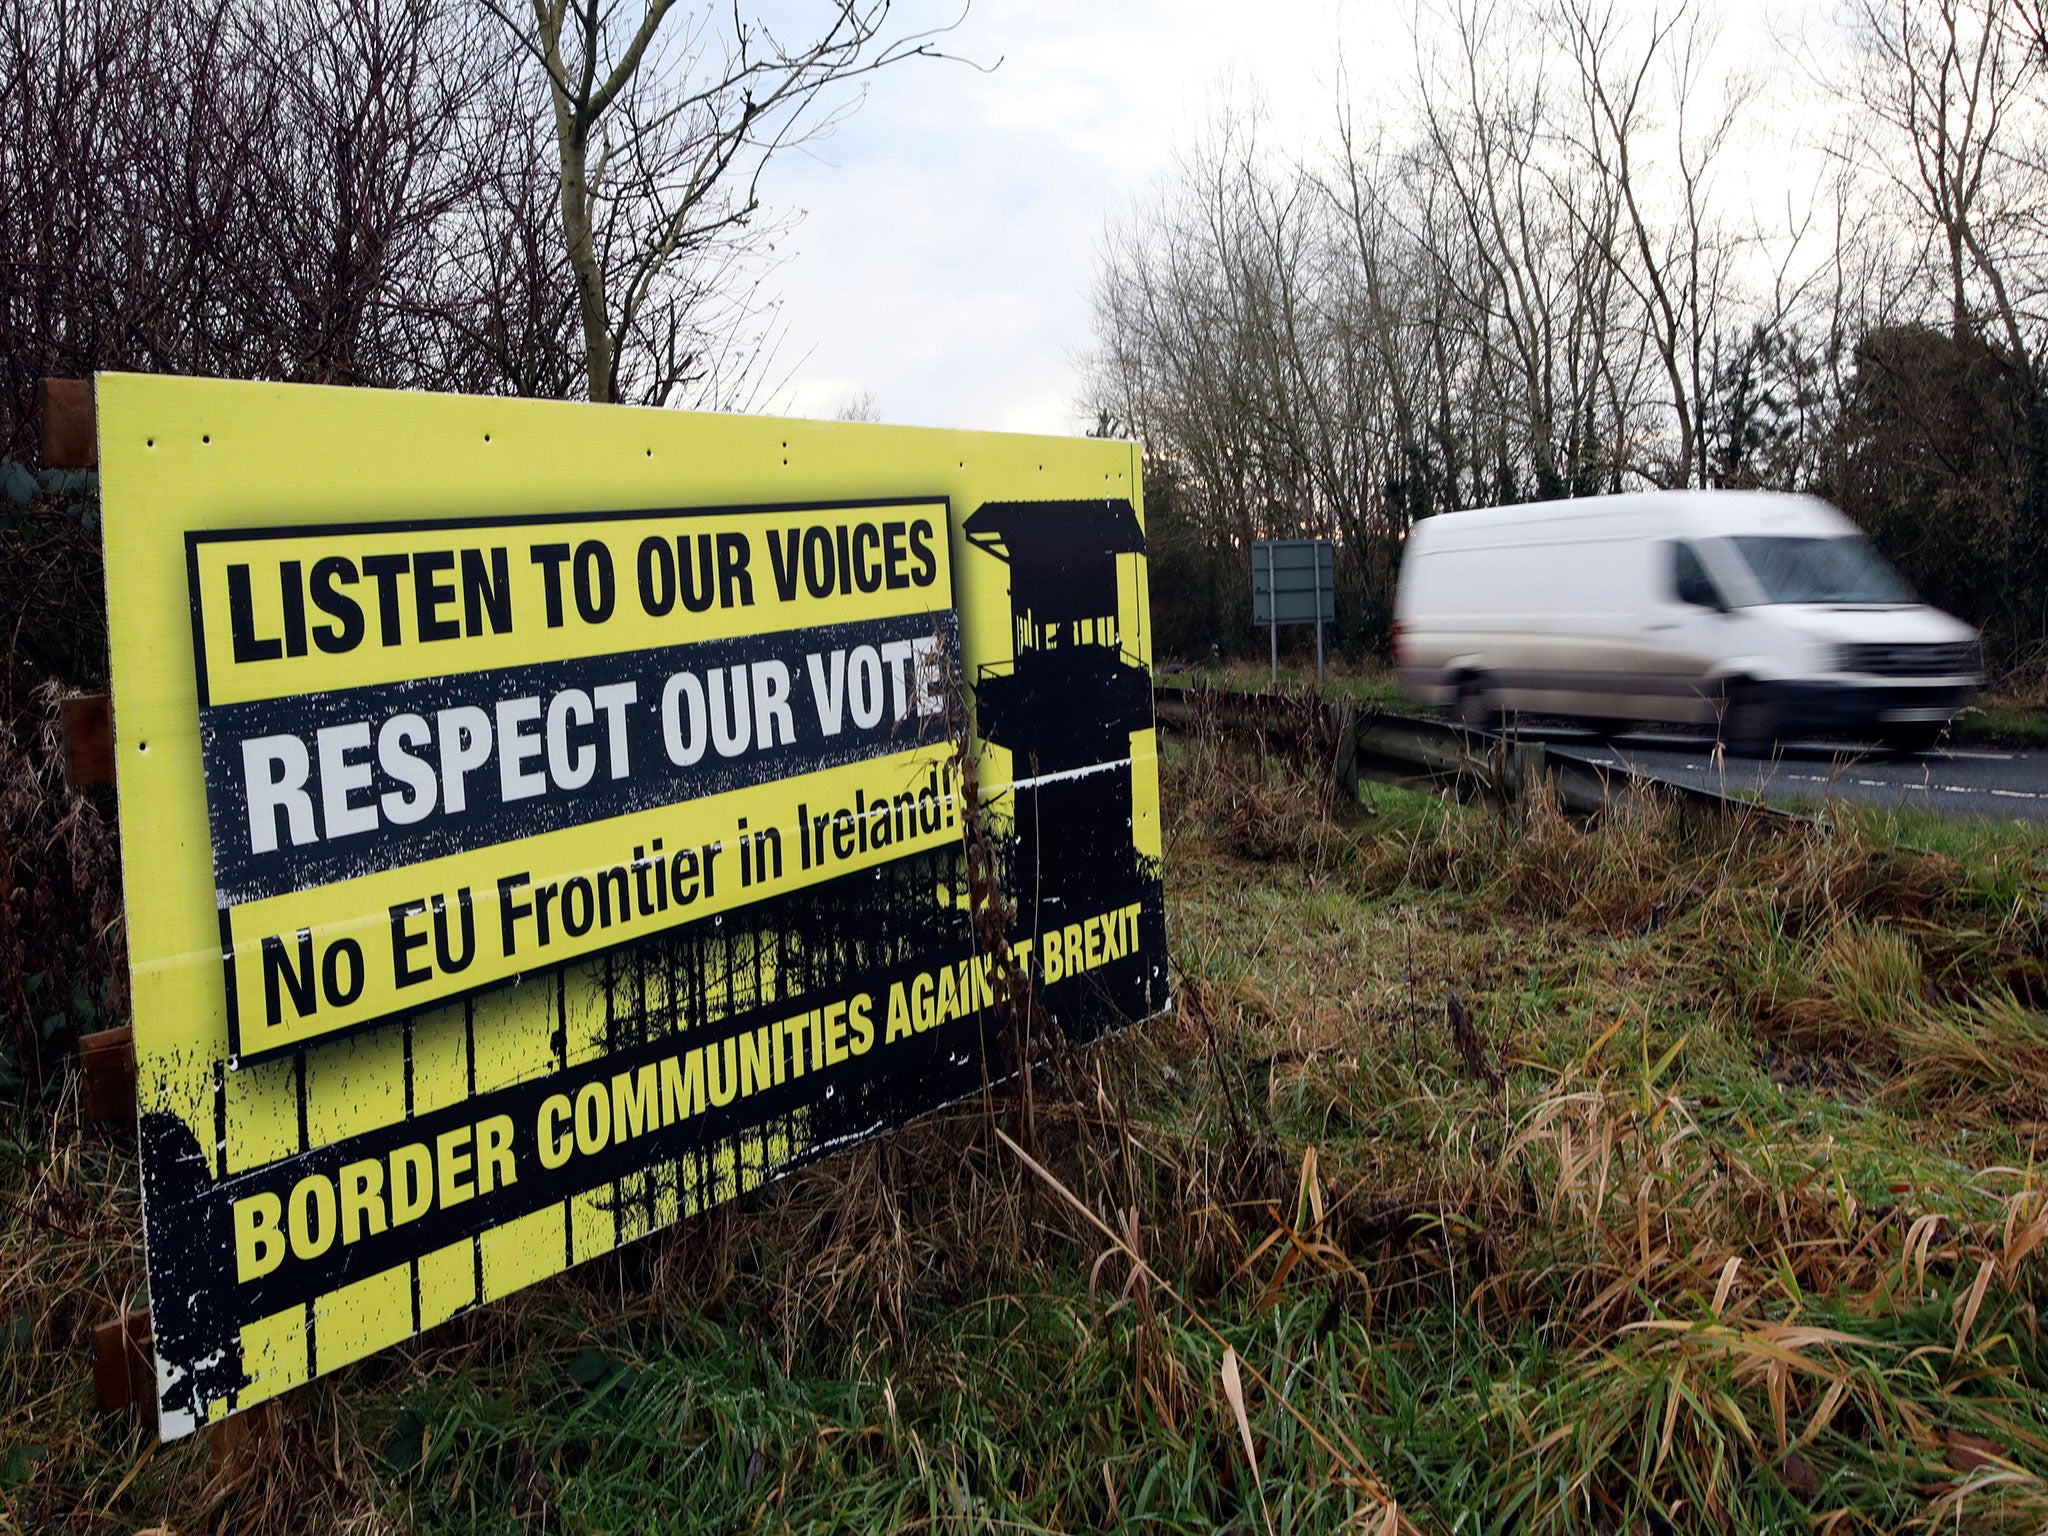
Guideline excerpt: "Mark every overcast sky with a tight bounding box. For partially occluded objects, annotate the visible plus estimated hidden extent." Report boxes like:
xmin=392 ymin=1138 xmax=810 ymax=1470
xmin=760 ymin=0 xmax=1834 ymax=438
xmin=762 ymin=0 xmax=1364 ymax=434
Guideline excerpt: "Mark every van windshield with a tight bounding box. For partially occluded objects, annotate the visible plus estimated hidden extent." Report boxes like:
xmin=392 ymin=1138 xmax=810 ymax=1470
xmin=1729 ymin=535 xmax=1914 ymax=605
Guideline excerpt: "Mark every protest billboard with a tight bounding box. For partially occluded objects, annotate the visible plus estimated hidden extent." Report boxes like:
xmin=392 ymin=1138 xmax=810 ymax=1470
xmin=98 ymin=376 xmax=1167 ymax=1437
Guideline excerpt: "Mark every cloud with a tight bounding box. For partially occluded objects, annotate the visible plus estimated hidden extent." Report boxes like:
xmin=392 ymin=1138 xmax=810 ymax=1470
xmin=754 ymin=0 xmax=1830 ymax=437
xmin=752 ymin=0 xmax=1360 ymax=434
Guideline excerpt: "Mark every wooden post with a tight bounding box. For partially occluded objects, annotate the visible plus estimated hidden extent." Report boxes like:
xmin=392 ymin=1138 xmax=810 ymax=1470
xmin=92 ymin=1309 xmax=154 ymax=1429
xmin=39 ymin=378 xmax=96 ymax=470
xmin=80 ymin=1025 xmax=135 ymax=1124
xmin=208 ymin=1401 xmax=272 ymax=1473
xmin=61 ymin=692 xmax=114 ymax=788
xmin=46 ymin=427 xmax=137 ymax=1432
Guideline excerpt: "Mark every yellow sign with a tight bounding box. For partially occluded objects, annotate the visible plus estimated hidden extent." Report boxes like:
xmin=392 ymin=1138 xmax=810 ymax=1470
xmin=101 ymin=375 xmax=1165 ymax=1438
xmin=191 ymin=501 xmax=959 ymax=1056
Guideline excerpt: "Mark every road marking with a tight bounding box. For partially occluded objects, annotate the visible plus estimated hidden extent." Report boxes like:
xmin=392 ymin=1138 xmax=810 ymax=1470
xmin=1596 ymin=749 xmax=2045 ymax=811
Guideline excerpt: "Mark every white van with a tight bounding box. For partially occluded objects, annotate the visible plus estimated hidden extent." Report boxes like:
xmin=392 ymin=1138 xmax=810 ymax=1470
xmin=1391 ymin=491 xmax=1981 ymax=753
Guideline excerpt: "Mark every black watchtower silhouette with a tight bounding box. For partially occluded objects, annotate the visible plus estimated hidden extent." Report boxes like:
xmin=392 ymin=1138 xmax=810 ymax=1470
xmin=962 ymin=499 xmax=1153 ymax=917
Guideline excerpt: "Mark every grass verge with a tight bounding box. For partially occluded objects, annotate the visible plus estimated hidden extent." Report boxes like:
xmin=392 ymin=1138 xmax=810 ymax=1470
xmin=1956 ymin=701 xmax=2048 ymax=750
xmin=7 ymin=727 xmax=2048 ymax=1532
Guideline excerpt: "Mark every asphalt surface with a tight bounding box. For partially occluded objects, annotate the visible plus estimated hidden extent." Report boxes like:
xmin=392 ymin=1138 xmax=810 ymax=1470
xmin=1512 ymin=729 xmax=2048 ymax=821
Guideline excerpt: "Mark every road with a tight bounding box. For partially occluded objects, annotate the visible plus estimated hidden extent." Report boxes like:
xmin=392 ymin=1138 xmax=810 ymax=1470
xmin=1514 ymin=729 xmax=2048 ymax=821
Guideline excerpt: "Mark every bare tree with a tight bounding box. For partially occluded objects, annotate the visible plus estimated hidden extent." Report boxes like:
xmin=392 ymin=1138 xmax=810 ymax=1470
xmin=1086 ymin=0 xmax=2048 ymax=656
xmin=0 ymin=0 xmax=595 ymax=455
xmin=228 ymin=0 xmax=510 ymax=386
xmin=481 ymin=0 xmax=967 ymax=405
xmin=1836 ymin=0 xmax=2048 ymax=641
xmin=1840 ymin=0 xmax=2047 ymax=366
xmin=1549 ymin=0 xmax=1751 ymax=487
xmin=1411 ymin=0 xmax=1629 ymax=498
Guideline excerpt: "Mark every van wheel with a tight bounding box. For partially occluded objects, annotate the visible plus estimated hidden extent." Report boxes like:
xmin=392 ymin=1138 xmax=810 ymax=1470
xmin=1879 ymin=721 xmax=1945 ymax=754
xmin=1719 ymin=685 xmax=1781 ymax=758
xmin=1451 ymin=674 xmax=1500 ymax=733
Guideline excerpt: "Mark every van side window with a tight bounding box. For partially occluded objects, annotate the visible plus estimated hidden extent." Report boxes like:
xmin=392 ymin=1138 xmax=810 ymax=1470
xmin=1670 ymin=542 xmax=1722 ymax=608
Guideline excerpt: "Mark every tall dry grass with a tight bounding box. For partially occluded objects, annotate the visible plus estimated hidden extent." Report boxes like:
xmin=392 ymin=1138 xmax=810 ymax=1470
xmin=7 ymin=719 xmax=2048 ymax=1531
xmin=1152 ymin=721 xmax=2048 ymax=1528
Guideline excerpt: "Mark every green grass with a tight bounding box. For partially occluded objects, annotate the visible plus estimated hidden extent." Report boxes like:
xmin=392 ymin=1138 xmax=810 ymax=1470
xmin=9 ymin=735 xmax=2048 ymax=1533
xmin=1954 ymin=700 xmax=2048 ymax=749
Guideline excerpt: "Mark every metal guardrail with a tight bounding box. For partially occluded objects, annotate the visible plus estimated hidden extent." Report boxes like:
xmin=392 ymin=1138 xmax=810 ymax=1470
xmin=1151 ymin=684 xmax=1799 ymax=821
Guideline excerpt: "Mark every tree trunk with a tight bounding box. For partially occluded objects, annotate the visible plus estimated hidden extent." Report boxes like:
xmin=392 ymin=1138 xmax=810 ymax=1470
xmin=553 ymin=122 xmax=613 ymax=403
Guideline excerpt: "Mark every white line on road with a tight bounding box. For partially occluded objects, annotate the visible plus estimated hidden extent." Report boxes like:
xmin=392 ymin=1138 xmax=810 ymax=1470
xmin=1575 ymin=749 xmax=2043 ymax=806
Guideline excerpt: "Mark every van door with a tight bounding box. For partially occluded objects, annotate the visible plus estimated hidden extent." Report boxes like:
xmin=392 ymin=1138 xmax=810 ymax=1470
xmin=1640 ymin=540 xmax=1731 ymax=724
